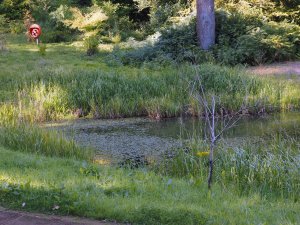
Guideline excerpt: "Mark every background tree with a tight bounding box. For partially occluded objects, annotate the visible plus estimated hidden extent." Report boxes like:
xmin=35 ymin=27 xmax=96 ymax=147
xmin=196 ymin=0 xmax=215 ymax=50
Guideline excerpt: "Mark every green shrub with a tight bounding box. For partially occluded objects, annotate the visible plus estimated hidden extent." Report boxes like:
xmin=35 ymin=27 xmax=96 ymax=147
xmin=9 ymin=20 xmax=24 ymax=34
xmin=117 ymin=20 xmax=215 ymax=66
xmin=84 ymin=36 xmax=99 ymax=56
xmin=148 ymin=2 xmax=181 ymax=31
xmin=38 ymin=43 xmax=47 ymax=56
xmin=0 ymin=15 xmax=9 ymax=33
xmin=111 ymin=33 xmax=121 ymax=43
xmin=216 ymin=0 xmax=300 ymax=25
xmin=31 ymin=4 xmax=79 ymax=43
xmin=96 ymin=1 xmax=136 ymax=41
xmin=153 ymin=22 xmax=198 ymax=61
xmin=215 ymin=12 xmax=300 ymax=65
xmin=40 ymin=29 xmax=76 ymax=43
xmin=115 ymin=45 xmax=158 ymax=66
xmin=0 ymin=0 xmax=28 ymax=20
xmin=115 ymin=4 xmax=299 ymax=66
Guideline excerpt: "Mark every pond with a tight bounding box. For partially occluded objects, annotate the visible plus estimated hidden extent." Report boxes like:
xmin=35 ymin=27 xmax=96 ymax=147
xmin=45 ymin=112 xmax=300 ymax=162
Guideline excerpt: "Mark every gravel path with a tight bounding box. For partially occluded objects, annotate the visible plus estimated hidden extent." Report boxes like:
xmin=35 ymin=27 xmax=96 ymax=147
xmin=0 ymin=207 xmax=122 ymax=225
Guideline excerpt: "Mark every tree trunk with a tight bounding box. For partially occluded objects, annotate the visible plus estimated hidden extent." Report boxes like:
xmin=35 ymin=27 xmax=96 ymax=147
xmin=196 ymin=0 xmax=216 ymax=50
xmin=208 ymin=142 xmax=214 ymax=189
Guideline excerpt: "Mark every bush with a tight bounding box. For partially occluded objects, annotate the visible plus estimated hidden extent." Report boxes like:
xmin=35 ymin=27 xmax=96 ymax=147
xmin=31 ymin=3 xmax=80 ymax=43
xmin=40 ymin=29 xmax=76 ymax=43
xmin=84 ymin=36 xmax=99 ymax=56
xmin=97 ymin=2 xmax=136 ymax=41
xmin=0 ymin=0 xmax=28 ymax=20
xmin=116 ymin=21 xmax=214 ymax=66
xmin=111 ymin=33 xmax=121 ymax=43
xmin=0 ymin=15 xmax=9 ymax=33
xmin=9 ymin=20 xmax=24 ymax=34
xmin=114 ymin=2 xmax=299 ymax=66
xmin=215 ymin=16 xmax=300 ymax=65
xmin=36 ymin=16 xmax=79 ymax=43
xmin=216 ymin=0 xmax=300 ymax=25
xmin=153 ymin=23 xmax=197 ymax=61
xmin=38 ymin=43 xmax=47 ymax=56
xmin=139 ymin=9 xmax=299 ymax=66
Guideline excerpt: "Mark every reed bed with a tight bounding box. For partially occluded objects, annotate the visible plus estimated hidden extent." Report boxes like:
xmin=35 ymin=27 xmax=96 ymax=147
xmin=157 ymin=134 xmax=300 ymax=201
xmin=0 ymin=124 xmax=94 ymax=161
xmin=1 ymin=64 xmax=299 ymax=122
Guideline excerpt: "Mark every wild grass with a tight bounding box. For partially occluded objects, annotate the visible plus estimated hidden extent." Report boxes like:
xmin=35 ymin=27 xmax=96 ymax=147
xmin=0 ymin=35 xmax=299 ymax=122
xmin=0 ymin=36 xmax=299 ymax=122
xmin=0 ymin=146 xmax=299 ymax=225
xmin=157 ymin=134 xmax=300 ymax=201
xmin=0 ymin=124 xmax=94 ymax=161
xmin=1 ymin=61 xmax=300 ymax=122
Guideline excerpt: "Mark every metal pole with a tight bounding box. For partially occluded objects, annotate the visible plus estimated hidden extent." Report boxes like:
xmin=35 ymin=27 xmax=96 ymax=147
xmin=36 ymin=38 xmax=39 ymax=46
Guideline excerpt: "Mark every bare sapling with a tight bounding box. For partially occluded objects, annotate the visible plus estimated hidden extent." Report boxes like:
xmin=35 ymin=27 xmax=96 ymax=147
xmin=190 ymin=67 xmax=249 ymax=189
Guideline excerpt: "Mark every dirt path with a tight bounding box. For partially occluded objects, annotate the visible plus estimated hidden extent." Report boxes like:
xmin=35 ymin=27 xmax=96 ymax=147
xmin=248 ymin=61 xmax=300 ymax=77
xmin=0 ymin=207 xmax=123 ymax=225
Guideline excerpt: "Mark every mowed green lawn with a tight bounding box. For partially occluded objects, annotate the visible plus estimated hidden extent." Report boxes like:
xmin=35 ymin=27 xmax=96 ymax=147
xmin=0 ymin=146 xmax=299 ymax=225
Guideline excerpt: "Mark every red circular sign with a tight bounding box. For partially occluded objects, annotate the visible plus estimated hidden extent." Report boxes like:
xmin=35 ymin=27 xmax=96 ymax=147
xmin=29 ymin=24 xmax=41 ymax=39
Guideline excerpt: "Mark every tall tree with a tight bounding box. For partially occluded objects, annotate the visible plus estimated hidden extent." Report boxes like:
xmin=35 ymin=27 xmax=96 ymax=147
xmin=196 ymin=0 xmax=215 ymax=50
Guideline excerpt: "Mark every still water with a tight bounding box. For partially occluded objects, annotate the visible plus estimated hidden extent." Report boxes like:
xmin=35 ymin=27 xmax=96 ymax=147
xmin=46 ymin=112 xmax=300 ymax=160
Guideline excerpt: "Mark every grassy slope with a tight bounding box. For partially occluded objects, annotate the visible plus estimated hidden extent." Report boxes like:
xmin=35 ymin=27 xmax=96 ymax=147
xmin=0 ymin=35 xmax=107 ymax=102
xmin=0 ymin=146 xmax=299 ymax=225
xmin=1 ymin=35 xmax=300 ymax=122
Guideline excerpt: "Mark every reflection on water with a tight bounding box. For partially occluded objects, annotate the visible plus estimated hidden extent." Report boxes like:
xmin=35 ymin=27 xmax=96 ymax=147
xmin=46 ymin=112 xmax=300 ymax=160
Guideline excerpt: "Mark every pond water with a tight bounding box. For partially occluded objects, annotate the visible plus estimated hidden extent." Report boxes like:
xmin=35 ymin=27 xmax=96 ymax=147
xmin=45 ymin=112 xmax=300 ymax=162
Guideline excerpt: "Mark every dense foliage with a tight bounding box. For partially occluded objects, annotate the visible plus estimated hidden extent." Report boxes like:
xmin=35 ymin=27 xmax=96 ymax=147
xmin=1 ymin=0 xmax=299 ymax=64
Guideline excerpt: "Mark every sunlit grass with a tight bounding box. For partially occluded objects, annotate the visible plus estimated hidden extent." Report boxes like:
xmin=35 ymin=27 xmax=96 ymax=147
xmin=0 ymin=146 xmax=299 ymax=225
xmin=0 ymin=34 xmax=300 ymax=122
xmin=0 ymin=124 xmax=94 ymax=160
xmin=157 ymin=133 xmax=300 ymax=201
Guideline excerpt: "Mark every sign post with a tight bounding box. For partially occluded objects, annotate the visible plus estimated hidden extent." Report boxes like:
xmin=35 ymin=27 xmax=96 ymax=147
xmin=29 ymin=24 xmax=42 ymax=45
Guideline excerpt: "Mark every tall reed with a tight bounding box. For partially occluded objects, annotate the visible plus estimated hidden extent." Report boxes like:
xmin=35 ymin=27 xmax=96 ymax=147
xmin=0 ymin=124 xmax=94 ymax=161
xmin=157 ymin=135 xmax=300 ymax=200
xmin=1 ymin=64 xmax=300 ymax=122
